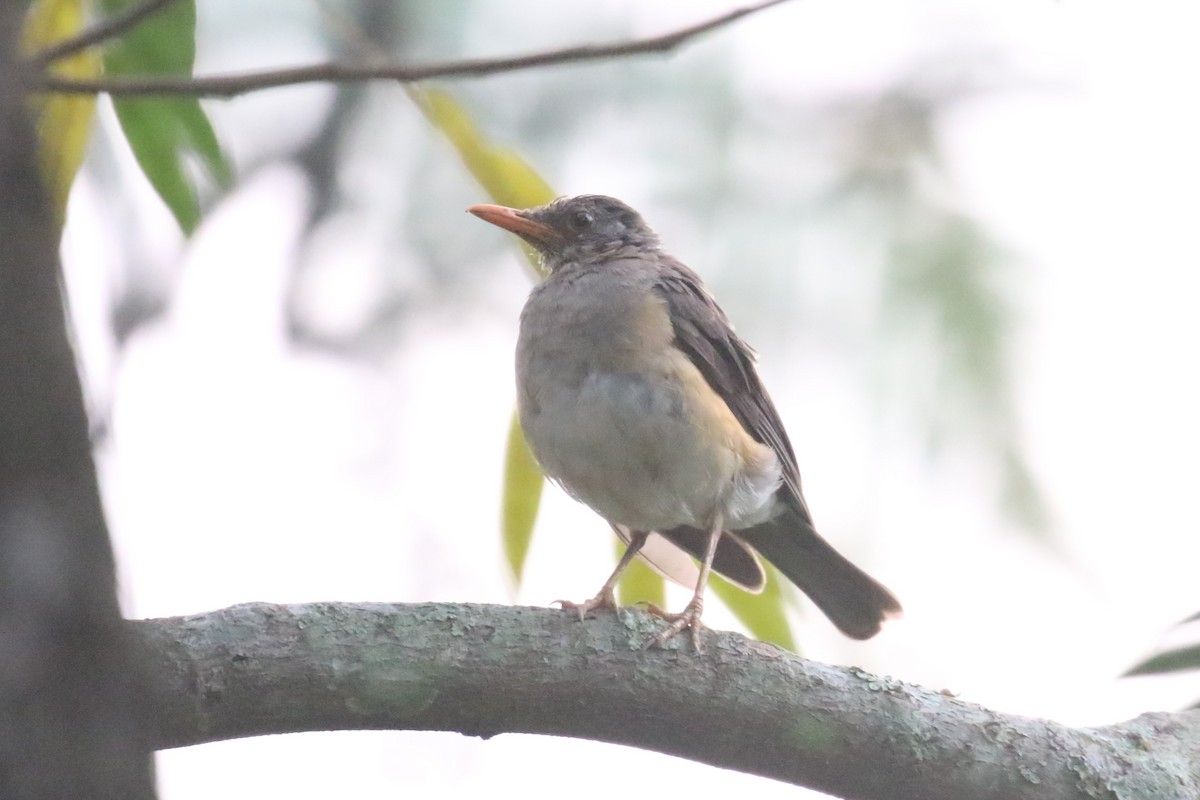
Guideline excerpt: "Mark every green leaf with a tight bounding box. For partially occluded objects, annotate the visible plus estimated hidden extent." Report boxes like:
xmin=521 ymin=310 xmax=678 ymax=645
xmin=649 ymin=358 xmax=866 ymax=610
xmin=711 ymin=563 xmax=797 ymax=652
xmin=1124 ymin=643 xmax=1200 ymax=678
xmin=1000 ymin=444 xmax=1051 ymax=534
xmin=415 ymin=87 xmax=558 ymax=588
xmin=101 ymin=0 xmax=232 ymax=234
xmin=500 ymin=411 xmax=544 ymax=585
xmin=615 ymin=540 xmax=666 ymax=608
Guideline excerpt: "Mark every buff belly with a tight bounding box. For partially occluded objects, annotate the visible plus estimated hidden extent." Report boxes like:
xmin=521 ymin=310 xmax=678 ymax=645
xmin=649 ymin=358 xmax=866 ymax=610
xmin=518 ymin=354 xmax=781 ymax=533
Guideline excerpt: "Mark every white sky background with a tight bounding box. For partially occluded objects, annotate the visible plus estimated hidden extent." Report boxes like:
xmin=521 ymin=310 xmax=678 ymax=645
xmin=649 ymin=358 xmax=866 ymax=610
xmin=61 ymin=1 xmax=1200 ymax=798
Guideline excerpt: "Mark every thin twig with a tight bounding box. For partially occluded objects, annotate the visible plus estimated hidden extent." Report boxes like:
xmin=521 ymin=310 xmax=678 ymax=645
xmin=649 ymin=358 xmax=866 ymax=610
xmin=33 ymin=0 xmax=792 ymax=98
xmin=32 ymin=0 xmax=183 ymax=66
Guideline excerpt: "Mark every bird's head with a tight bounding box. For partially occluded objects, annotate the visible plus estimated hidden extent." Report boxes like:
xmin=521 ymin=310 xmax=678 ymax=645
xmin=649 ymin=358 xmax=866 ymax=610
xmin=468 ymin=195 xmax=660 ymax=272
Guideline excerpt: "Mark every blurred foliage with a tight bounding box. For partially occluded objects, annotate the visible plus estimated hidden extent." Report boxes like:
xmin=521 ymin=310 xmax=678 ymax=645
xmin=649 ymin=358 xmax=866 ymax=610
xmin=827 ymin=79 xmax=1050 ymax=537
xmin=99 ymin=0 xmax=232 ymax=234
xmin=1126 ymin=644 xmax=1200 ymax=678
xmin=416 ymin=86 xmax=553 ymax=591
xmin=22 ymin=0 xmax=99 ymax=224
xmin=60 ymin=1 xmax=1050 ymax=643
xmin=1125 ymin=614 xmax=1200 ymax=709
xmin=283 ymin=0 xmax=410 ymax=353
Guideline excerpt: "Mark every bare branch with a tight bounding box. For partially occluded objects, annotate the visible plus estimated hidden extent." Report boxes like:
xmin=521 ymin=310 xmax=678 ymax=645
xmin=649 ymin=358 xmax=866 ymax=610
xmin=31 ymin=0 xmax=183 ymax=66
xmin=33 ymin=0 xmax=792 ymax=98
xmin=135 ymin=601 xmax=1200 ymax=800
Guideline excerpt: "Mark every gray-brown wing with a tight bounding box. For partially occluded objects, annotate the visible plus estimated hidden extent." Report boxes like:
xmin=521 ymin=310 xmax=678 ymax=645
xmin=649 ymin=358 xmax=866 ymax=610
xmin=651 ymin=256 xmax=810 ymax=520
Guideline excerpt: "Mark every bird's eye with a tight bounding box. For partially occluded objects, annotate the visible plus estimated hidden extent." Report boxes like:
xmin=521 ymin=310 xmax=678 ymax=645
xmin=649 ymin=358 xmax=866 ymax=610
xmin=568 ymin=210 xmax=594 ymax=231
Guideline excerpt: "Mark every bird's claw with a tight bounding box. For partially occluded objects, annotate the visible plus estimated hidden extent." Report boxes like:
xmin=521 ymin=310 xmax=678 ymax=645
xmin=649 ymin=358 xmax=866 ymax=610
xmin=553 ymin=587 xmax=618 ymax=621
xmin=642 ymin=600 xmax=706 ymax=652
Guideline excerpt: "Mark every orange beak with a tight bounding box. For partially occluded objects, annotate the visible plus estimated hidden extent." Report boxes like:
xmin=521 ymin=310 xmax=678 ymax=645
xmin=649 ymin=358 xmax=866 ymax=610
xmin=468 ymin=204 xmax=560 ymax=246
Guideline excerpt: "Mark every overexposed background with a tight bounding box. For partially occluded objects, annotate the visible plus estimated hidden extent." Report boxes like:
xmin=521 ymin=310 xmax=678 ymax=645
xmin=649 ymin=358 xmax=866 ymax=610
xmin=63 ymin=1 xmax=1200 ymax=798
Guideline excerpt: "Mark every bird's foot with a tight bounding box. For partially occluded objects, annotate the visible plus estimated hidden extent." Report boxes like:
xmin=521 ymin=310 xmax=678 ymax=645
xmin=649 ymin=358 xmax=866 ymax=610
xmin=643 ymin=599 xmax=706 ymax=652
xmin=553 ymin=587 xmax=618 ymax=621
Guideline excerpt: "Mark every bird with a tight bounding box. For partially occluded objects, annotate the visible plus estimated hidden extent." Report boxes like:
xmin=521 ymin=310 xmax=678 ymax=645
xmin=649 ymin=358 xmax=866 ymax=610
xmin=469 ymin=194 xmax=902 ymax=649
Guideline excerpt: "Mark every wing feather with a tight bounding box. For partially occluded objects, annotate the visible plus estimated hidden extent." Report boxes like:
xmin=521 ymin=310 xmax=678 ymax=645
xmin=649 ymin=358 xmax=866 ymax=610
xmin=651 ymin=257 xmax=810 ymax=520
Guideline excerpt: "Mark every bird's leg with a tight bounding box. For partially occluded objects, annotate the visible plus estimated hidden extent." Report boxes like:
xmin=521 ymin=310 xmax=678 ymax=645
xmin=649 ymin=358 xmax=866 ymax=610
xmin=555 ymin=529 xmax=651 ymax=620
xmin=644 ymin=516 xmax=723 ymax=652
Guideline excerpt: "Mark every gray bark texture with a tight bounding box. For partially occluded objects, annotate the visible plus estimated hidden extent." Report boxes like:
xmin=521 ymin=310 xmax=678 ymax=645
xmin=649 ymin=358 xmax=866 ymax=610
xmin=0 ymin=7 xmax=156 ymax=798
xmin=136 ymin=601 xmax=1200 ymax=800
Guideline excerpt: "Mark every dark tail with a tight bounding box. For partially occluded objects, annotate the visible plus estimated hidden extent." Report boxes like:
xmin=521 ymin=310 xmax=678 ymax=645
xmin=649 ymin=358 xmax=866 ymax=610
xmin=657 ymin=525 xmax=766 ymax=592
xmin=745 ymin=510 xmax=902 ymax=640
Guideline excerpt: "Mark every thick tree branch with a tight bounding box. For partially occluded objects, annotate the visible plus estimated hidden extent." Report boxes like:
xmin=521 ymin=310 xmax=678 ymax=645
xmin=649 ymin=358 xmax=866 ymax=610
xmin=135 ymin=602 xmax=1200 ymax=800
xmin=32 ymin=0 xmax=791 ymax=98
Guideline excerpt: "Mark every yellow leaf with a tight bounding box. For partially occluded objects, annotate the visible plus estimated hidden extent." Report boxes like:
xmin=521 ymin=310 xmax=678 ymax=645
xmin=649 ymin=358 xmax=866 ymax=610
xmin=415 ymin=87 xmax=559 ymax=588
xmin=411 ymin=86 xmax=556 ymax=279
xmin=23 ymin=0 xmax=101 ymax=224
xmin=500 ymin=411 xmax=544 ymax=586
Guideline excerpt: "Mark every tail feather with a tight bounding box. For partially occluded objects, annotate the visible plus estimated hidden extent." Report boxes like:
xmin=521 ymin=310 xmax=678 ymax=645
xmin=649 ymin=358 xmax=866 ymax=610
xmin=744 ymin=512 xmax=902 ymax=640
xmin=659 ymin=525 xmax=765 ymax=592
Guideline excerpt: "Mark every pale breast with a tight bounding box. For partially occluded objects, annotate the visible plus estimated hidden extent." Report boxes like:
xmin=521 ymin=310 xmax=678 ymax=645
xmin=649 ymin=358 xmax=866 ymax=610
xmin=515 ymin=266 xmax=781 ymax=532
